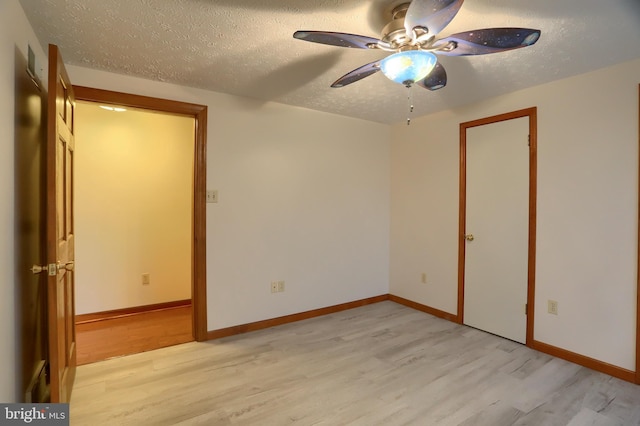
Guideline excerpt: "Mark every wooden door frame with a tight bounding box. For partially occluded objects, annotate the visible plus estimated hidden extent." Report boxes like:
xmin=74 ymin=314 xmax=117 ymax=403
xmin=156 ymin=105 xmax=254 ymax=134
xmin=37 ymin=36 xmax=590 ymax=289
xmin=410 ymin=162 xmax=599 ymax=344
xmin=457 ymin=107 xmax=537 ymax=346
xmin=72 ymin=86 xmax=208 ymax=342
xmin=637 ymin=84 xmax=640 ymax=384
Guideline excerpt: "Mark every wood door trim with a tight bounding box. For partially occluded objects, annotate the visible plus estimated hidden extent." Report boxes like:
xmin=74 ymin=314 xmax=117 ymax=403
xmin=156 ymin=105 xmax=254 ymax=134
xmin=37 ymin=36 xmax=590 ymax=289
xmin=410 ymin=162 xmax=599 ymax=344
xmin=72 ymin=86 xmax=208 ymax=342
xmin=637 ymin=84 xmax=640 ymax=384
xmin=457 ymin=107 xmax=538 ymax=346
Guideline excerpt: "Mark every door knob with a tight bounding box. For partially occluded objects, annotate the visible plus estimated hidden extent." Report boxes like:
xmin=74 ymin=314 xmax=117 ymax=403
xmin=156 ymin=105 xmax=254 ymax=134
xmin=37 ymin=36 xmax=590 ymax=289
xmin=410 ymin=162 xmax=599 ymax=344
xmin=31 ymin=264 xmax=57 ymax=276
xmin=57 ymin=261 xmax=74 ymax=272
xmin=32 ymin=262 xmax=74 ymax=275
xmin=31 ymin=265 xmax=46 ymax=274
xmin=464 ymin=234 xmax=474 ymax=241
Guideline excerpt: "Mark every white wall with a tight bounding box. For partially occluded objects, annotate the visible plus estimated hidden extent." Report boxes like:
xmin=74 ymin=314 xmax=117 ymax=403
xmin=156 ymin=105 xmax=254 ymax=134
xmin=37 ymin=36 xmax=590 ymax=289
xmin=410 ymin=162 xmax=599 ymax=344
xmin=66 ymin=65 xmax=391 ymax=331
xmin=74 ymin=103 xmax=194 ymax=314
xmin=390 ymin=58 xmax=640 ymax=371
xmin=1 ymin=0 xmax=47 ymax=403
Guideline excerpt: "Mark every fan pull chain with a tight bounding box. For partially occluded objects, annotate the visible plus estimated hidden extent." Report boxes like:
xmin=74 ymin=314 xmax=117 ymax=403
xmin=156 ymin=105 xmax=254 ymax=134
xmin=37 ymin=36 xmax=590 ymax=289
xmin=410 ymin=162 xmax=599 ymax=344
xmin=406 ymin=83 xmax=414 ymax=125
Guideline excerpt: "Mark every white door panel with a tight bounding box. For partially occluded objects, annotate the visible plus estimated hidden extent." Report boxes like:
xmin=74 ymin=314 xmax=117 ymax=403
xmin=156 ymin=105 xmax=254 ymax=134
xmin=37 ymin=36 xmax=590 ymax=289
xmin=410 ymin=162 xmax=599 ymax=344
xmin=464 ymin=116 xmax=529 ymax=343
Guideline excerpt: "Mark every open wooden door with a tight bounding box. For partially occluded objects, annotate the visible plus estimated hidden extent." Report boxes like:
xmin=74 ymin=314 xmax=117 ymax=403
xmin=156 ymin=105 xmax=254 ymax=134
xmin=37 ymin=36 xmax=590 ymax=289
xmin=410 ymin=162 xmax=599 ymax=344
xmin=15 ymin=46 xmax=49 ymax=403
xmin=46 ymin=44 xmax=76 ymax=403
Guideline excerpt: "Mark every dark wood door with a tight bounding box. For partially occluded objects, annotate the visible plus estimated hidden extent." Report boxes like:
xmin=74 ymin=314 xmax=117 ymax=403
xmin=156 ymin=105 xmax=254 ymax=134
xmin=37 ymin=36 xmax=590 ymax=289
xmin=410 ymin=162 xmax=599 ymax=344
xmin=46 ymin=44 xmax=76 ymax=403
xmin=15 ymin=47 xmax=49 ymax=402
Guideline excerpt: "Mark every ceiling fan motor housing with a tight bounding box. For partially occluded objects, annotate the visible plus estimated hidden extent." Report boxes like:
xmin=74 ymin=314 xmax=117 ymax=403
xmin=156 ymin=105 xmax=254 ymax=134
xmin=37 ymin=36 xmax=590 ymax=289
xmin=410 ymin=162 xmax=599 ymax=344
xmin=381 ymin=18 xmax=411 ymax=49
xmin=381 ymin=3 xmax=412 ymax=49
xmin=381 ymin=3 xmax=434 ymax=51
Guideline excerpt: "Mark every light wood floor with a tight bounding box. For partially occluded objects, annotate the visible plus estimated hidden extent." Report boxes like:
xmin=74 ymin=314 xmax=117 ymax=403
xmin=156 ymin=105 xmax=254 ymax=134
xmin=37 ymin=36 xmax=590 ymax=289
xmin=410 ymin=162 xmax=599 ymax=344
xmin=75 ymin=306 xmax=193 ymax=365
xmin=70 ymin=301 xmax=640 ymax=425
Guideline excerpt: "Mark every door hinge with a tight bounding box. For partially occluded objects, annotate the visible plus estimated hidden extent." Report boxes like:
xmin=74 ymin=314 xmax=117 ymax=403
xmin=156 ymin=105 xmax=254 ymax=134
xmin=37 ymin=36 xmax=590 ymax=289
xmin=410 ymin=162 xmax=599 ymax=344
xmin=525 ymin=303 xmax=528 ymax=315
xmin=528 ymin=135 xmax=530 ymax=147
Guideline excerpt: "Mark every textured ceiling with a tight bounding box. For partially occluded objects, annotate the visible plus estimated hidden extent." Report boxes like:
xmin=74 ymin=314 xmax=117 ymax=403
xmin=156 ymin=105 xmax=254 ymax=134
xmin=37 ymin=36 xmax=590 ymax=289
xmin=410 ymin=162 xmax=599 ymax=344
xmin=19 ymin=0 xmax=640 ymax=124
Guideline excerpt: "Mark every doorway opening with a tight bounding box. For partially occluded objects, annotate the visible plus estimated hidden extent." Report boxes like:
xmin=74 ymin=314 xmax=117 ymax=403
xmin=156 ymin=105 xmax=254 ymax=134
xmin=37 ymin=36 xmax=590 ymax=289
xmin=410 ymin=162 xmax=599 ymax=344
xmin=457 ymin=107 xmax=537 ymax=345
xmin=72 ymin=87 xmax=207 ymax=363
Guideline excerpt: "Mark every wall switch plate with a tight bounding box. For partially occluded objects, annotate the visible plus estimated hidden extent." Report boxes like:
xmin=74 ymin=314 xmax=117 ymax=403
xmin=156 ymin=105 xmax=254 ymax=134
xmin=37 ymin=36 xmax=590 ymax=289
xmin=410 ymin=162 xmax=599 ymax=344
xmin=548 ymin=300 xmax=558 ymax=315
xmin=206 ymin=190 xmax=218 ymax=203
xmin=142 ymin=273 xmax=150 ymax=285
xmin=277 ymin=281 xmax=285 ymax=292
xmin=421 ymin=273 xmax=427 ymax=284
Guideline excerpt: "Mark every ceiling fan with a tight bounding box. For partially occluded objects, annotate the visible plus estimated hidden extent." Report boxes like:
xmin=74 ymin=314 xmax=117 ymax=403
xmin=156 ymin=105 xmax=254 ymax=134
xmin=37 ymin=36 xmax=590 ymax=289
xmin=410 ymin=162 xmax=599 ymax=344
xmin=293 ymin=0 xmax=541 ymax=91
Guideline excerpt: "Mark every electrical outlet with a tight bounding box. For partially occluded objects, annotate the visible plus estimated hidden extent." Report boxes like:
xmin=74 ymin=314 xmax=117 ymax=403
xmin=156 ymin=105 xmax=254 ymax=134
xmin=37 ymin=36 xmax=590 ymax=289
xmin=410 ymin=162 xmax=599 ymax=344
xmin=206 ymin=190 xmax=218 ymax=203
xmin=548 ymin=300 xmax=558 ymax=315
xmin=142 ymin=273 xmax=150 ymax=285
xmin=421 ymin=273 xmax=427 ymax=284
xmin=271 ymin=280 xmax=285 ymax=293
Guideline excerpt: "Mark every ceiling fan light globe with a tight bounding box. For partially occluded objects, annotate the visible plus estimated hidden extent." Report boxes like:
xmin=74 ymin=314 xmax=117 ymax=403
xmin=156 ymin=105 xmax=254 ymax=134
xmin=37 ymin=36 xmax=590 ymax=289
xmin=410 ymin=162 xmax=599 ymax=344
xmin=380 ymin=51 xmax=437 ymax=85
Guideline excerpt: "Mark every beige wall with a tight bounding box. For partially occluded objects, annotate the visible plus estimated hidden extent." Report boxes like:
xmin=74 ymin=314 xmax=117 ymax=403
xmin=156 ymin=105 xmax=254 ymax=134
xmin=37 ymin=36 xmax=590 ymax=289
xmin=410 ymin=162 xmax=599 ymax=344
xmin=74 ymin=102 xmax=194 ymax=314
xmin=65 ymin=65 xmax=392 ymax=332
xmin=390 ymin=58 xmax=640 ymax=371
xmin=3 ymin=0 xmax=638 ymax=402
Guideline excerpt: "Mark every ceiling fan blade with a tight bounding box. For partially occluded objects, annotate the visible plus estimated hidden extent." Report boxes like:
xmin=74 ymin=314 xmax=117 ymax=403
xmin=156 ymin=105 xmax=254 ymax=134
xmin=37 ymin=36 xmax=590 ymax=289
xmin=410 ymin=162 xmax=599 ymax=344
xmin=331 ymin=61 xmax=381 ymax=88
xmin=293 ymin=31 xmax=380 ymax=49
xmin=416 ymin=61 xmax=447 ymax=91
xmin=405 ymin=0 xmax=465 ymax=39
xmin=433 ymin=28 xmax=541 ymax=56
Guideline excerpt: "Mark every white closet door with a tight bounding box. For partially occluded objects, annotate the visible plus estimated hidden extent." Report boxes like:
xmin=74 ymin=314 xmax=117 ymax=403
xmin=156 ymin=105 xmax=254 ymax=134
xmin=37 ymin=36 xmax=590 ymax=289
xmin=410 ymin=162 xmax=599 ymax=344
xmin=464 ymin=116 xmax=529 ymax=343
